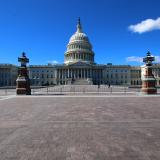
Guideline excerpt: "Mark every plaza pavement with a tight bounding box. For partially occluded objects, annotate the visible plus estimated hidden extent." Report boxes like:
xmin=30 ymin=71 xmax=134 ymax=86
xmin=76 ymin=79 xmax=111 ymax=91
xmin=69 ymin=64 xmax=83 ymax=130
xmin=0 ymin=95 xmax=160 ymax=160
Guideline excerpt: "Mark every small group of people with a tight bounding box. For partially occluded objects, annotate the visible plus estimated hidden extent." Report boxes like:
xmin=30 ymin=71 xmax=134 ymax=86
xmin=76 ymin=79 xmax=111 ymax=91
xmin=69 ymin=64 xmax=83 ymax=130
xmin=98 ymin=82 xmax=111 ymax=88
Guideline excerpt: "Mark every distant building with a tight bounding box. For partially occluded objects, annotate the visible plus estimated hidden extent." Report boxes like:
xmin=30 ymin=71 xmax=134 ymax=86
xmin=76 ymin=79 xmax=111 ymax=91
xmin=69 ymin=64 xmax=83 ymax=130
xmin=0 ymin=19 xmax=160 ymax=87
xmin=0 ymin=64 xmax=17 ymax=87
xmin=103 ymin=64 xmax=131 ymax=85
xmin=28 ymin=65 xmax=57 ymax=86
xmin=152 ymin=64 xmax=160 ymax=86
xmin=130 ymin=66 xmax=141 ymax=86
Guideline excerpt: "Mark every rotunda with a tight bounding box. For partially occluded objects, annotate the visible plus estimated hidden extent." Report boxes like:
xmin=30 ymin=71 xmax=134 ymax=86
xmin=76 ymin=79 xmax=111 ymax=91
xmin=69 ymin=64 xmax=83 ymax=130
xmin=64 ymin=18 xmax=94 ymax=64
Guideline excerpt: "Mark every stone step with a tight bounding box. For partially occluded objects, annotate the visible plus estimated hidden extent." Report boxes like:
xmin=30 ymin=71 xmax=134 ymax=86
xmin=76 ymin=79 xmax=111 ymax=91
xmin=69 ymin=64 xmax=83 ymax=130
xmin=72 ymin=79 xmax=91 ymax=85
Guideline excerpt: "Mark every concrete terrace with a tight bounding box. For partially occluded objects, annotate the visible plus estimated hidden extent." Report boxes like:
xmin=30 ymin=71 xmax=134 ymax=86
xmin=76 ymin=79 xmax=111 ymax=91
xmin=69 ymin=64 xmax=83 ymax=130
xmin=0 ymin=94 xmax=160 ymax=160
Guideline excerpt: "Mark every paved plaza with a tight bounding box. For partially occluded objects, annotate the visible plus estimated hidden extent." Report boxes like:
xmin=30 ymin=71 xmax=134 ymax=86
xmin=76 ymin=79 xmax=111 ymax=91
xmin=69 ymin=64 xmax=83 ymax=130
xmin=0 ymin=94 xmax=160 ymax=160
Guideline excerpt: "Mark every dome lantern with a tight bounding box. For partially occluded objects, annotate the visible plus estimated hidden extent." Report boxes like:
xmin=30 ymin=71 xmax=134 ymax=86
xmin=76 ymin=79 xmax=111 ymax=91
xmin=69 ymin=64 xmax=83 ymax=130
xmin=77 ymin=17 xmax=82 ymax=33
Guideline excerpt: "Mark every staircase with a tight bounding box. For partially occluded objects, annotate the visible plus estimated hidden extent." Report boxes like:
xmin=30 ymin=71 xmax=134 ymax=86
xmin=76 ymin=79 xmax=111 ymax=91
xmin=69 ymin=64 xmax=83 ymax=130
xmin=72 ymin=79 xmax=92 ymax=85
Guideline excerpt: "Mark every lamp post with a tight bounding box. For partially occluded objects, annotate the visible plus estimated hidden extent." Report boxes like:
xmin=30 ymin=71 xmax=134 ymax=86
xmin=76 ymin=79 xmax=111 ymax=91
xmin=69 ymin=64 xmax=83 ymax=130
xmin=141 ymin=51 xmax=157 ymax=94
xmin=16 ymin=52 xmax=31 ymax=95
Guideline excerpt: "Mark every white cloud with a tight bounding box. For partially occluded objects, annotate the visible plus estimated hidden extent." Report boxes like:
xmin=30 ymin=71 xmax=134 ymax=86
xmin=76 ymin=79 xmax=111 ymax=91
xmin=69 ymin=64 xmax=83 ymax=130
xmin=126 ymin=55 xmax=160 ymax=63
xmin=155 ymin=56 xmax=160 ymax=62
xmin=129 ymin=17 xmax=160 ymax=33
xmin=126 ymin=56 xmax=143 ymax=63
xmin=48 ymin=60 xmax=59 ymax=64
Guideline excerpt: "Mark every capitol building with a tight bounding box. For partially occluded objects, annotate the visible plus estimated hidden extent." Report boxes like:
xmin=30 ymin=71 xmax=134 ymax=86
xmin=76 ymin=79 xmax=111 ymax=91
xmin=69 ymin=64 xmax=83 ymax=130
xmin=51 ymin=18 xmax=105 ymax=85
xmin=0 ymin=18 xmax=160 ymax=87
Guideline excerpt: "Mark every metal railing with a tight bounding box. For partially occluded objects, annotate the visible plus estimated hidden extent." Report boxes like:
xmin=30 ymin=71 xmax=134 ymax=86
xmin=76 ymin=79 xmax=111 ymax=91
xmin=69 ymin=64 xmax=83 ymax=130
xmin=0 ymin=86 xmax=16 ymax=96
xmin=1 ymin=85 xmax=159 ymax=96
xmin=30 ymin=85 xmax=142 ymax=95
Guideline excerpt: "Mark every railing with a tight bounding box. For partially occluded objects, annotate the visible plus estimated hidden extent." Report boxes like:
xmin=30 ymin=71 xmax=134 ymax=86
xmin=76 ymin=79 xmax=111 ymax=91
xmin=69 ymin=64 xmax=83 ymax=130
xmin=30 ymin=85 xmax=142 ymax=95
xmin=0 ymin=86 xmax=16 ymax=96
xmin=1 ymin=85 xmax=159 ymax=96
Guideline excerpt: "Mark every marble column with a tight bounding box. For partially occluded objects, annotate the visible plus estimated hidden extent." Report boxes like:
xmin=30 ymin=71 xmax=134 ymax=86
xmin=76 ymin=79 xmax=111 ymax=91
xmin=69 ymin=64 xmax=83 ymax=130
xmin=71 ymin=69 xmax=72 ymax=78
xmin=58 ymin=69 xmax=60 ymax=80
xmin=61 ymin=69 xmax=63 ymax=80
xmin=78 ymin=69 xmax=79 ymax=79
xmin=81 ymin=69 xmax=82 ymax=79
xmin=68 ymin=69 xmax=69 ymax=78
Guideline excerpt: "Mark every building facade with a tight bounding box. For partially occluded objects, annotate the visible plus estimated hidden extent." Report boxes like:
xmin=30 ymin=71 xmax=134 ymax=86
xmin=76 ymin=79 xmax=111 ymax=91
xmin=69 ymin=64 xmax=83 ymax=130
xmin=103 ymin=64 xmax=131 ymax=85
xmin=0 ymin=64 xmax=17 ymax=87
xmin=27 ymin=19 xmax=143 ymax=86
xmin=0 ymin=19 xmax=160 ymax=87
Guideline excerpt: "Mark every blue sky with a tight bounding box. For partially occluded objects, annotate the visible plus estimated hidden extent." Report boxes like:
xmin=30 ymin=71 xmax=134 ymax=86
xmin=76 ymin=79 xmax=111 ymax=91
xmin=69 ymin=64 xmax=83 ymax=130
xmin=0 ymin=0 xmax=160 ymax=65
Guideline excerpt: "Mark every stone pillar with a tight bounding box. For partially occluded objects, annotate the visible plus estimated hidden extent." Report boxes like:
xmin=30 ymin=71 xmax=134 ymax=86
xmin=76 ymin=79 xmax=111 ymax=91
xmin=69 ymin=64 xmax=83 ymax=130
xmin=58 ymin=69 xmax=60 ymax=79
xmin=68 ymin=68 xmax=69 ymax=78
xmin=73 ymin=69 xmax=74 ymax=78
xmin=86 ymin=69 xmax=88 ymax=78
xmin=81 ymin=69 xmax=82 ymax=79
xmin=62 ymin=69 xmax=64 ymax=80
xmin=78 ymin=69 xmax=79 ymax=79
xmin=57 ymin=69 xmax=59 ymax=80
xmin=16 ymin=52 xmax=31 ymax=95
xmin=71 ymin=69 xmax=72 ymax=78
xmin=64 ymin=69 xmax=66 ymax=79
xmin=141 ymin=51 xmax=157 ymax=94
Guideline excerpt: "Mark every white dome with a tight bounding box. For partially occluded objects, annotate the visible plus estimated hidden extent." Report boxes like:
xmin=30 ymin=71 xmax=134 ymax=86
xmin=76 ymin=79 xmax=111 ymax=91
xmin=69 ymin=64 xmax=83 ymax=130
xmin=64 ymin=18 xmax=94 ymax=65
xmin=69 ymin=32 xmax=89 ymax=43
xmin=67 ymin=31 xmax=92 ymax=52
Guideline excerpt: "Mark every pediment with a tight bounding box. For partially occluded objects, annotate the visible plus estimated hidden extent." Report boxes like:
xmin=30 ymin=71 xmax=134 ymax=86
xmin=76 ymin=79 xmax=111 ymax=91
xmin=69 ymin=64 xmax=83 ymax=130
xmin=67 ymin=61 xmax=92 ymax=67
